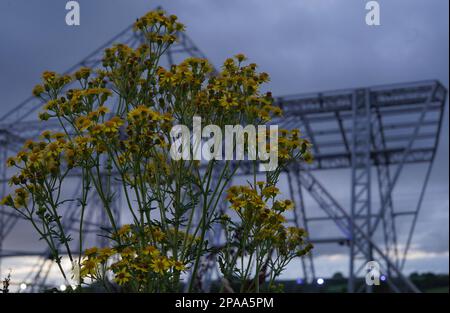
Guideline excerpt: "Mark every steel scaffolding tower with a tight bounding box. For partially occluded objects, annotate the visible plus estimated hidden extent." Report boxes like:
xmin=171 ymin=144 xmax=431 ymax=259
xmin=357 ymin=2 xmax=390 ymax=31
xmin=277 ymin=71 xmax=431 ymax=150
xmin=349 ymin=89 xmax=373 ymax=292
xmin=0 ymin=20 xmax=447 ymax=293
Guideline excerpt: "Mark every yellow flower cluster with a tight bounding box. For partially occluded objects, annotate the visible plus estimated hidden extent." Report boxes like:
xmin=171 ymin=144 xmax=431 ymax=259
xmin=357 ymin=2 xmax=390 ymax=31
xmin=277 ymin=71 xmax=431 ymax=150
xmin=79 ymin=224 xmax=189 ymax=287
xmin=117 ymin=106 xmax=172 ymax=165
xmin=276 ymin=128 xmax=314 ymax=163
xmin=32 ymin=71 xmax=72 ymax=98
xmin=227 ymin=184 xmax=288 ymax=226
xmin=74 ymin=67 xmax=91 ymax=81
xmin=202 ymin=55 xmax=281 ymax=123
xmin=0 ymin=188 xmax=29 ymax=209
xmin=102 ymin=43 xmax=142 ymax=73
xmin=89 ymin=116 xmax=124 ymax=138
xmin=39 ymin=88 xmax=112 ymax=120
xmin=133 ymin=10 xmax=185 ymax=43
xmin=157 ymin=57 xmax=213 ymax=91
xmin=226 ymin=183 xmax=312 ymax=256
xmin=127 ymin=105 xmax=172 ymax=130
xmin=3 ymin=131 xmax=68 ymax=191
xmin=0 ymin=130 xmax=100 ymax=217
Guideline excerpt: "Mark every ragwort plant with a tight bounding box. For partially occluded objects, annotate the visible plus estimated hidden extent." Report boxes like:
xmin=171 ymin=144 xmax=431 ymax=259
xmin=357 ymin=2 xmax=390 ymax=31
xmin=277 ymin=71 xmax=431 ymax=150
xmin=2 ymin=10 xmax=313 ymax=293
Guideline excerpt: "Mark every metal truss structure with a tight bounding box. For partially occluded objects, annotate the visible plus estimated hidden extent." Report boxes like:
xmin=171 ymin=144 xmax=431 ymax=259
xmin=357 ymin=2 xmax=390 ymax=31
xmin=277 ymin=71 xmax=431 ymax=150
xmin=0 ymin=19 xmax=447 ymax=293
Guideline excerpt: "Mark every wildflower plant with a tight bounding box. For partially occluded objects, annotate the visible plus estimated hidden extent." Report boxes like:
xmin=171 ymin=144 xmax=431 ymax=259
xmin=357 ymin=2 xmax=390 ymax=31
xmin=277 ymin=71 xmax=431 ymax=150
xmin=2 ymin=10 xmax=313 ymax=292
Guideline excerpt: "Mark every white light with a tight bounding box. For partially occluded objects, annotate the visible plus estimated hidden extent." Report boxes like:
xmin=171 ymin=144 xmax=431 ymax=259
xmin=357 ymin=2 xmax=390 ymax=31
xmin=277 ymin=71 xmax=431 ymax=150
xmin=70 ymin=284 xmax=77 ymax=290
xmin=59 ymin=284 xmax=67 ymax=291
xmin=19 ymin=283 xmax=27 ymax=290
xmin=317 ymin=278 xmax=325 ymax=285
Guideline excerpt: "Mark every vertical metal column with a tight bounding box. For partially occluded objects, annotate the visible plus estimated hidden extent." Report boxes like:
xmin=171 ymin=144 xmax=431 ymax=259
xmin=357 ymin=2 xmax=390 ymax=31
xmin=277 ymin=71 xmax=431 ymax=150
xmin=287 ymin=167 xmax=316 ymax=283
xmin=349 ymin=89 xmax=373 ymax=292
xmin=372 ymin=109 xmax=399 ymax=275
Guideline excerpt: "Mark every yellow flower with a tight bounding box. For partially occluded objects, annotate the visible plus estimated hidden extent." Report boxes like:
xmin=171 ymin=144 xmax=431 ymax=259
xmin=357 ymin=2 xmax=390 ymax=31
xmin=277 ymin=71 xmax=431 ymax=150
xmin=80 ymin=258 xmax=98 ymax=277
xmin=151 ymin=227 xmax=165 ymax=242
xmin=297 ymin=243 xmax=314 ymax=257
xmin=75 ymin=116 xmax=92 ymax=131
xmin=46 ymin=142 xmax=62 ymax=157
xmin=42 ymin=71 xmax=56 ymax=83
xmin=223 ymin=58 xmax=236 ymax=70
xmin=219 ymin=93 xmax=238 ymax=109
xmin=98 ymin=247 xmax=115 ymax=262
xmin=32 ymin=84 xmax=45 ymax=97
xmin=304 ymin=151 xmax=313 ymax=164
xmin=13 ymin=188 xmax=29 ymax=208
xmin=142 ymin=245 xmax=160 ymax=257
xmin=120 ymin=247 xmax=135 ymax=258
xmin=103 ymin=116 xmax=124 ymax=136
xmin=97 ymin=106 xmax=110 ymax=115
xmin=38 ymin=112 xmax=51 ymax=121
xmin=159 ymin=71 xmax=175 ymax=87
xmin=151 ymin=256 xmax=171 ymax=274
xmin=99 ymin=247 xmax=115 ymax=256
xmin=41 ymin=130 xmax=53 ymax=140
xmin=172 ymin=260 xmax=186 ymax=271
xmin=283 ymin=199 xmax=294 ymax=210
xmin=261 ymin=185 xmax=280 ymax=198
xmin=52 ymin=132 xmax=66 ymax=140
xmin=0 ymin=195 xmax=13 ymax=207
xmin=259 ymin=72 xmax=270 ymax=83
xmin=6 ymin=157 xmax=16 ymax=167
xmin=43 ymin=100 xmax=58 ymax=111
xmin=131 ymin=263 xmax=149 ymax=273
xmin=231 ymin=199 xmax=244 ymax=211
xmin=114 ymin=268 xmax=132 ymax=285
xmin=74 ymin=67 xmax=91 ymax=80
xmin=127 ymin=105 xmax=155 ymax=123
xmin=90 ymin=124 xmax=105 ymax=136
xmin=117 ymin=224 xmax=131 ymax=237
xmin=234 ymin=53 xmax=247 ymax=62
xmin=85 ymin=247 xmax=98 ymax=257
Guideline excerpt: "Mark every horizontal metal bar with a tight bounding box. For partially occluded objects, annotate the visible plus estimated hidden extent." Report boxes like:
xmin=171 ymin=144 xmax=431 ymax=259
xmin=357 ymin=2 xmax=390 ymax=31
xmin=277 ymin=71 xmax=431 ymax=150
xmin=393 ymin=211 xmax=417 ymax=217
xmin=309 ymin=237 xmax=350 ymax=244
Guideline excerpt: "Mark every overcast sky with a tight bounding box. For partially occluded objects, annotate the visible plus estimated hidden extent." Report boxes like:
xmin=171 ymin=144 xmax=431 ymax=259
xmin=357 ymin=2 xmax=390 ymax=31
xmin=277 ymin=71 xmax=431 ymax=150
xmin=0 ymin=0 xmax=448 ymax=287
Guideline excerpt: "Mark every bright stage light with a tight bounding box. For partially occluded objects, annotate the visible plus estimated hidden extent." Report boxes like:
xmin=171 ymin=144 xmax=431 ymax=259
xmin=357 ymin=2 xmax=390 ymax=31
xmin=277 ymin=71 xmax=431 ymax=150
xmin=317 ymin=278 xmax=325 ymax=285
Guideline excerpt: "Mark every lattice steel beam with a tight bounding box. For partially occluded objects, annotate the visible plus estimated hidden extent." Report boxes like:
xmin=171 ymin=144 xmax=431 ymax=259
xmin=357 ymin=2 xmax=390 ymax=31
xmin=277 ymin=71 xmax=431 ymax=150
xmin=348 ymin=89 xmax=373 ymax=292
